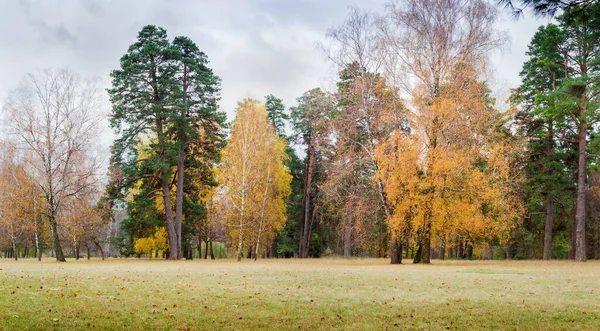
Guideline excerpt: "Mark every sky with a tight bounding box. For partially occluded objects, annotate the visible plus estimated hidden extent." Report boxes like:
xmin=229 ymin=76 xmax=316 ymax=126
xmin=0 ymin=0 xmax=551 ymax=142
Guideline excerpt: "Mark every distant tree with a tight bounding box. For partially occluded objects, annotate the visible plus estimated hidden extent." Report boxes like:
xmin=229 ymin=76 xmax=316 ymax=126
xmin=265 ymin=94 xmax=288 ymax=137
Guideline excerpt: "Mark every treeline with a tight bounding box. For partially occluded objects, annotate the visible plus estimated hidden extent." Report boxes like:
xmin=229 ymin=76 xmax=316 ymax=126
xmin=1 ymin=0 xmax=599 ymax=263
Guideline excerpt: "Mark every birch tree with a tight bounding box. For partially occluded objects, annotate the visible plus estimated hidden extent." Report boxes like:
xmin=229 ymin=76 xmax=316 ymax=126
xmin=218 ymin=99 xmax=291 ymax=261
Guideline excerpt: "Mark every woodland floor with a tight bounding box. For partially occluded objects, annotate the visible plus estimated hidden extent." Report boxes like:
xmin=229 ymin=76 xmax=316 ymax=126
xmin=0 ymin=258 xmax=599 ymax=330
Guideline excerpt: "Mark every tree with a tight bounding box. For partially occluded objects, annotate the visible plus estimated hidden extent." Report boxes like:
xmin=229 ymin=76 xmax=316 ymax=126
xmin=497 ymin=0 xmax=596 ymax=18
xmin=109 ymin=25 xmax=224 ymax=260
xmin=171 ymin=36 xmax=224 ymax=259
xmin=290 ymin=89 xmax=334 ymax=258
xmin=553 ymin=5 xmax=600 ymax=261
xmin=377 ymin=64 xmax=523 ymax=264
xmin=322 ymin=7 xmax=407 ymax=262
xmin=377 ymin=0 xmax=507 ymax=263
xmin=0 ymin=149 xmax=32 ymax=260
xmin=4 ymin=69 xmax=103 ymax=262
xmin=265 ymin=94 xmax=288 ymax=137
xmin=513 ymin=24 xmax=575 ymax=260
xmin=218 ymin=99 xmax=291 ymax=261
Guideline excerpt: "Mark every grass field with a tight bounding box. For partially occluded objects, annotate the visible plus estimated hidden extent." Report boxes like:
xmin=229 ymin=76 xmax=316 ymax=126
xmin=1 ymin=258 xmax=599 ymax=330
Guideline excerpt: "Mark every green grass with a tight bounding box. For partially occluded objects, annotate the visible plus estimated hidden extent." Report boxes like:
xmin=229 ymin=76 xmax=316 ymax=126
xmin=1 ymin=258 xmax=599 ymax=330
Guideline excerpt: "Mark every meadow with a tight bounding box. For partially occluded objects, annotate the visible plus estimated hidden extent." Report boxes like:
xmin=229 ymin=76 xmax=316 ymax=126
xmin=1 ymin=258 xmax=599 ymax=330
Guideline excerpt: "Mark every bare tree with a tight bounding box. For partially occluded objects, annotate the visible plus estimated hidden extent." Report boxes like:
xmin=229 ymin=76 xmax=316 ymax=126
xmin=4 ymin=69 xmax=103 ymax=262
xmin=321 ymin=7 xmax=407 ymax=263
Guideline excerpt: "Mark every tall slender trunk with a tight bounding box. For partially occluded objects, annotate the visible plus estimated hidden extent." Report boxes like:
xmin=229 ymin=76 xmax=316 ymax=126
xmin=543 ymin=122 xmax=555 ymax=261
xmin=543 ymin=195 xmax=554 ymax=260
xmin=299 ymin=143 xmax=315 ymax=258
xmin=175 ymin=148 xmax=184 ymax=260
xmin=209 ymin=240 xmax=215 ymax=260
xmin=237 ymin=185 xmax=246 ymax=261
xmin=175 ymin=65 xmax=188 ymax=260
xmin=237 ymin=121 xmax=249 ymax=262
xmin=255 ymin=167 xmax=271 ymax=261
xmin=575 ymin=119 xmax=587 ymax=262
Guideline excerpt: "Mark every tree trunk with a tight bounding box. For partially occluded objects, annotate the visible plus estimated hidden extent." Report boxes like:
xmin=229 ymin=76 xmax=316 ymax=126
xmin=49 ymin=214 xmax=66 ymax=262
xmin=86 ymin=245 xmax=91 ymax=260
xmin=344 ymin=215 xmax=352 ymax=257
xmin=413 ymin=243 xmax=422 ymax=264
xmin=175 ymin=147 xmax=184 ymax=260
xmin=94 ymin=241 xmax=105 ymax=260
xmin=204 ymin=240 xmax=209 ymax=259
xmin=161 ymin=177 xmax=179 ymax=260
xmin=440 ymin=238 xmax=446 ymax=260
xmin=299 ymin=144 xmax=315 ymax=258
xmin=390 ymin=236 xmax=401 ymax=264
xmin=255 ymin=167 xmax=271 ymax=261
xmin=466 ymin=241 xmax=473 ymax=260
xmin=11 ymin=225 xmax=17 ymax=261
xmin=417 ymin=209 xmax=432 ymax=264
xmin=421 ymin=228 xmax=431 ymax=264
xmin=75 ymin=240 xmax=80 ymax=260
xmin=209 ymin=240 xmax=215 ymax=260
xmin=457 ymin=237 xmax=464 ymax=259
xmin=35 ymin=227 xmax=41 ymax=261
xmin=543 ymin=194 xmax=554 ymax=260
xmin=175 ymin=65 xmax=189 ymax=261
xmin=575 ymin=119 xmax=587 ymax=262
xmin=198 ymin=233 xmax=202 ymax=259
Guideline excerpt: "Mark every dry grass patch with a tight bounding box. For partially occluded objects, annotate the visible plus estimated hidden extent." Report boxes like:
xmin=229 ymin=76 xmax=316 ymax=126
xmin=1 ymin=258 xmax=599 ymax=330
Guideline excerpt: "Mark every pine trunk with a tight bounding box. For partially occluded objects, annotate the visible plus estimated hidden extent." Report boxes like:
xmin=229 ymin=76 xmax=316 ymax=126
xmin=543 ymin=194 xmax=554 ymax=260
xmin=175 ymin=147 xmax=184 ymax=260
xmin=161 ymin=177 xmax=178 ymax=260
xmin=299 ymin=143 xmax=315 ymax=258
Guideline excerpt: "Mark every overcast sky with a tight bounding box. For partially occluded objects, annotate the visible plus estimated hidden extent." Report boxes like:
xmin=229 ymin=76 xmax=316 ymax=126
xmin=0 ymin=0 xmax=550 ymax=135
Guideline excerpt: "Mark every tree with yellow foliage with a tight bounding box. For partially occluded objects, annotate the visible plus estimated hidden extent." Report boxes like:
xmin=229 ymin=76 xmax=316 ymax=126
xmin=218 ymin=99 xmax=291 ymax=261
xmin=134 ymin=227 xmax=168 ymax=258
xmin=376 ymin=64 xmax=523 ymax=263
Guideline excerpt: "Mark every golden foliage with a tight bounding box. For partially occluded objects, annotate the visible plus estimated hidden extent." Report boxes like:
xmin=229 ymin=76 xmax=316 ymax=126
xmin=217 ymin=99 xmax=292 ymax=258
xmin=376 ymin=64 xmax=523 ymax=248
